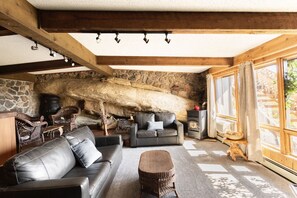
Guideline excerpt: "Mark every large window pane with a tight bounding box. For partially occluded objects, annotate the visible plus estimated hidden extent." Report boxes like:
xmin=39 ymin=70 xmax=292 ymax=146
xmin=291 ymin=136 xmax=297 ymax=156
xmin=283 ymin=59 xmax=297 ymax=131
xmin=255 ymin=65 xmax=280 ymax=127
xmin=260 ymin=128 xmax=280 ymax=149
xmin=216 ymin=75 xmax=236 ymax=117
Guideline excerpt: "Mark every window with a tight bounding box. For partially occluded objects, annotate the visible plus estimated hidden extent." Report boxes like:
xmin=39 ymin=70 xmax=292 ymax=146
xmin=291 ymin=136 xmax=297 ymax=156
xmin=260 ymin=128 xmax=280 ymax=149
xmin=216 ymin=75 xmax=236 ymax=117
xmin=283 ymin=59 xmax=297 ymax=131
xmin=255 ymin=64 xmax=280 ymax=127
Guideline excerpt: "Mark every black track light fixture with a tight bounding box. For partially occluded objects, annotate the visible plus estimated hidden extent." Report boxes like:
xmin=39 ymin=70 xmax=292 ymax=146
xmin=114 ymin=32 xmax=121 ymax=43
xmin=31 ymin=41 xmax=38 ymax=50
xmin=96 ymin=33 xmax=101 ymax=44
xmin=143 ymin=32 xmax=149 ymax=44
xmin=49 ymin=48 xmax=56 ymax=57
xmin=165 ymin=32 xmax=171 ymax=44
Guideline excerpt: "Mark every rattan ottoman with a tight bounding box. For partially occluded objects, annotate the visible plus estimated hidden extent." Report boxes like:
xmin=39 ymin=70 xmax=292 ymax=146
xmin=138 ymin=150 xmax=178 ymax=198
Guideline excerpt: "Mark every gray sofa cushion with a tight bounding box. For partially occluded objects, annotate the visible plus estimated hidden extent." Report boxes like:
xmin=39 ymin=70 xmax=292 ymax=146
xmin=63 ymin=161 xmax=110 ymax=198
xmin=157 ymin=129 xmax=178 ymax=137
xmin=71 ymin=138 xmax=102 ymax=168
xmin=96 ymin=144 xmax=122 ymax=165
xmin=155 ymin=112 xmax=176 ymax=128
xmin=2 ymin=138 xmax=76 ymax=185
xmin=65 ymin=126 xmax=96 ymax=146
xmin=137 ymin=130 xmax=157 ymax=138
xmin=135 ymin=112 xmax=155 ymax=129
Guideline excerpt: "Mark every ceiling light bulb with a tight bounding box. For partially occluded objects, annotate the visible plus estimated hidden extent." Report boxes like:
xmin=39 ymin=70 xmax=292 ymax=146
xmin=143 ymin=33 xmax=149 ymax=44
xmin=70 ymin=59 xmax=75 ymax=66
xmin=64 ymin=56 xmax=68 ymax=62
xmin=165 ymin=32 xmax=171 ymax=44
xmin=96 ymin=33 xmax=101 ymax=44
xmin=31 ymin=41 xmax=38 ymax=50
xmin=115 ymin=32 xmax=121 ymax=43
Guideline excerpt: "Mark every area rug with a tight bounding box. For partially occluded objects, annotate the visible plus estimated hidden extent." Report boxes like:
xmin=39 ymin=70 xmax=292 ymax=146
xmin=106 ymin=139 xmax=294 ymax=198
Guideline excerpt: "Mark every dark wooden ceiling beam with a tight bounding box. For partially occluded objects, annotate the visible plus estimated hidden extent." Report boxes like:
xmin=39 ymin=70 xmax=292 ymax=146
xmin=0 ymin=26 xmax=16 ymax=36
xmin=0 ymin=73 xmax=35 ymax=82
xmin=0 ymin=60 xmax=81 ymax=75
xmin=0 ymin=0 xmax=113 ymax=76
xmin=39 ymin=11 xmax=297 ymax=34
xmin=97 ymin=56 xmax=233 ymax=66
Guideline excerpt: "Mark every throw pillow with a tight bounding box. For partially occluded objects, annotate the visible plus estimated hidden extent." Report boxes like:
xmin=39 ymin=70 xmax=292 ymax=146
xmin=71 ymin=138 xmax=102 ymax=168
xmin=147 ymin=121 xmax=164 ymax=131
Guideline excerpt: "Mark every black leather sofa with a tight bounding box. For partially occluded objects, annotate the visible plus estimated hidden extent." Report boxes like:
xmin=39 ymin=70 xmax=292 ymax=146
xmin=0 ymin=126 xmax=122 ymax=198
xmin=130 ymin=112 xmax=184 ymax=147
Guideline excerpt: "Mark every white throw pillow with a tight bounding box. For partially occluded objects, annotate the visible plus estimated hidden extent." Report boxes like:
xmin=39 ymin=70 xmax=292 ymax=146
xmin=147 ymin=121 xmax=164 ymax=131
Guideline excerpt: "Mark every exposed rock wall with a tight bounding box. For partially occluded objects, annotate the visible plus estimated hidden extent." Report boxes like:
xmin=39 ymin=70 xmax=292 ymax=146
xmin=35 ymin=70 xmax=207 ymax=121
xmin=0 ymin=78 xmax=39 ymax=116
xmin=36 ymin=69 xmax=207 ymax=102
xmin=35 ymin=78 xmax=196 ymax=121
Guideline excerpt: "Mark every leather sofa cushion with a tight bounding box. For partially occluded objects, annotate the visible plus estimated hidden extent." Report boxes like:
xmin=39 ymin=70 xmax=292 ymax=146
xmin=63 ymin=161 xmax=110 ymax=198
xmin=2 ymin=138 xmax=76 ymax=185
xmin=155 ymin=112 xmax=176 ymax=128
xmin=96 ymin=144 xmax=122 ymax=165
xmin=65 ymin=126 xmax=96 ymax=146
xmin=157 ymin=129 xmax=178 ymax=137
xmin=135 ymin=112 xmax=155 ymax=129
xmin=137 ymin=130 xmax=157 ymax=138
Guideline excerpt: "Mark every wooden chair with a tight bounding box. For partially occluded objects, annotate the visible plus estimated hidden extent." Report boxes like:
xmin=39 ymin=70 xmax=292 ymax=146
xmin=15 ymin=113 xmax=48 ymax=152
xmin=51 ymin=106 xmax=81 ymax=132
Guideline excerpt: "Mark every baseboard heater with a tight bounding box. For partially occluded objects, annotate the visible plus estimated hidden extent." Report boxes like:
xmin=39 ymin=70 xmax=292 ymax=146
xmin=216 ymin=134 xmax=297 ymax=183
xmin=262 ymin=157 xmax=297 ymax=183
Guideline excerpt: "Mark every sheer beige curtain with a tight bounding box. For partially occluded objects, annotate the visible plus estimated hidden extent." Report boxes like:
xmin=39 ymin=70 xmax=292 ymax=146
xmin=207 ymin=74 xmax=217 ymax=138
xmin=239 ymin=61 xmax=263 ymax=162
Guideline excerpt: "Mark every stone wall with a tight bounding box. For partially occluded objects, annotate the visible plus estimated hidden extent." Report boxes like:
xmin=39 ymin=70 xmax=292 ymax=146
xmin=0 ymin=78 xmax=39 ymax=116
xmin=37 ymin=69 xmax=207 ymax=103
xmin=35 ymin=69 xmax=207 ymax=121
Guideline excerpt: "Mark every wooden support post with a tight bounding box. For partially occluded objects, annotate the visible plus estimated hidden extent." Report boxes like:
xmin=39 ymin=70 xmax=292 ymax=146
xmin=99 ymin=100 xmax=108 ymax=136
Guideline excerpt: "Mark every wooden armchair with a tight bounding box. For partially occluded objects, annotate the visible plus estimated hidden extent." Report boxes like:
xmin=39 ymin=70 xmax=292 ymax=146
xmin=15 ymin=113 xmax=48 ymax=152
xmin=51 ymin=106 xmax=81 ymax=132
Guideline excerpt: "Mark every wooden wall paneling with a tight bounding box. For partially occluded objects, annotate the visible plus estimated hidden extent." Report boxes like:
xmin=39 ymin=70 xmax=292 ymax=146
xmin=0 ymin=112 xmax=17 ymax=165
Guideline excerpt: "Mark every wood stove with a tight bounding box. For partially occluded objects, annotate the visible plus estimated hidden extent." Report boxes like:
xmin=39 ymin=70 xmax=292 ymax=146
xmin=187 ymin=110 xmax=207 ymax=140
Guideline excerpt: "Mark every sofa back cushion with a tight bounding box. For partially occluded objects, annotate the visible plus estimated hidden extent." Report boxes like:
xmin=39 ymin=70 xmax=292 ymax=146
xmin=2 ymin=137 xmax=76 ymax=185
xmin=65 ymin=126 xmax=95 ymax=146
xmin=155 ymin=112 xmax=176 ymax=128
xmin=135 ymin=112 xmax=155 ymax=130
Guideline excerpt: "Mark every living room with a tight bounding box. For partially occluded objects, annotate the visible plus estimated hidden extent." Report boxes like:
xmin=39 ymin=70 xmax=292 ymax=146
xmin=1 ymin=0 xmax=297 ymax=197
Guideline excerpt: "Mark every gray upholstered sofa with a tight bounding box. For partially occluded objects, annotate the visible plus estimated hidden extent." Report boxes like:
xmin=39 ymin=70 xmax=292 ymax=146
xmin=0 ymin=126 xmax=122 ymax=198
xmin=130 ymin=112 xmax=184 ymax=147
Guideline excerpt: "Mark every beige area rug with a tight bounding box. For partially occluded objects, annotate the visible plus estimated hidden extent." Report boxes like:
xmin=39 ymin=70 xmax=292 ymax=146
xmin=106 ymin=138 xmax=294 ymax=198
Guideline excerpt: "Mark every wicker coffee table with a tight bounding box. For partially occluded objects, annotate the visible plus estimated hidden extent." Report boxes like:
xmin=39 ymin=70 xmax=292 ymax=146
xmin=138 ymin=150 xmax=178 ymax=198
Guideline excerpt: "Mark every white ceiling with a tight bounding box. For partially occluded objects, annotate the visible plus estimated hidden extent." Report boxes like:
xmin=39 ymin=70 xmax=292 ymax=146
xmin=27 ymin=0 xmax=297 ymax=12
xmin=0 ymin=1 xmax=292 ymax=74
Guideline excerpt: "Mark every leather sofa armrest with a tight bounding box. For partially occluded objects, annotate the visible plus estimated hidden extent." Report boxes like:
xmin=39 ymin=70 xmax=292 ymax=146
xmin=95 ymin=135 xmax=123 ymax=147
xmin=174 ymin=120 xmax=184 ymax=144
xmin=0 ymin=177 xmax=89 ymax=198
xmin=130 ymin=123 xmax=138 ymax=147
